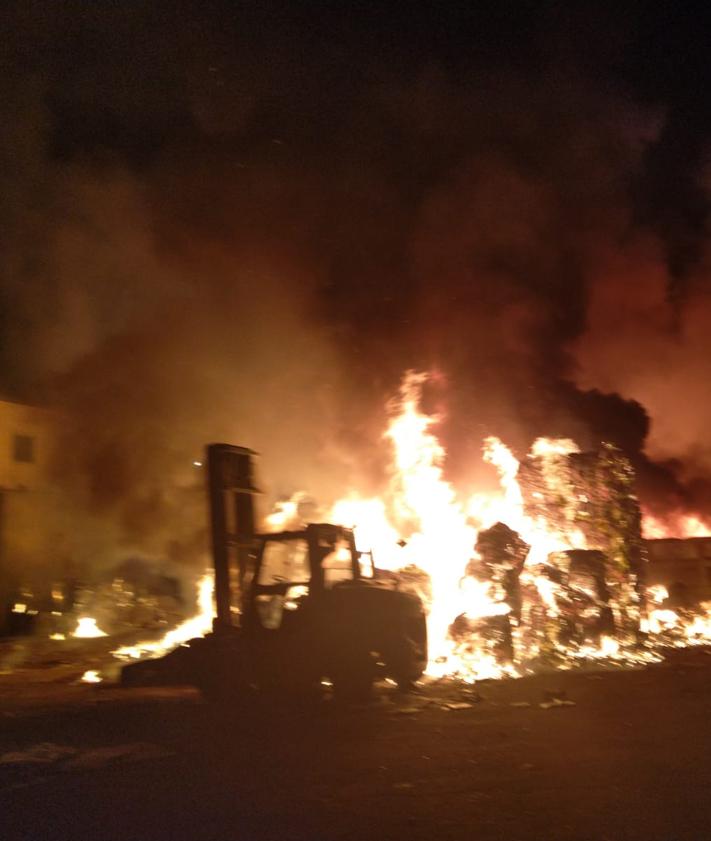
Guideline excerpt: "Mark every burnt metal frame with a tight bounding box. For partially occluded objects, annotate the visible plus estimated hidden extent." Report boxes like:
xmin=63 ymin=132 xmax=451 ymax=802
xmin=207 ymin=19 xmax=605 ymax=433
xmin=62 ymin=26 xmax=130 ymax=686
xmin=252 ymin=524 xmax=361 ymax=595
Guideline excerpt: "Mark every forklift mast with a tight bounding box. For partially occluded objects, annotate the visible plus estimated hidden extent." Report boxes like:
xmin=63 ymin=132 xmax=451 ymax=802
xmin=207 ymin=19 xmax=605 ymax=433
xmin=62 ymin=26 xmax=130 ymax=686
xmin=206 ymin=443 xmax=260 ymax=630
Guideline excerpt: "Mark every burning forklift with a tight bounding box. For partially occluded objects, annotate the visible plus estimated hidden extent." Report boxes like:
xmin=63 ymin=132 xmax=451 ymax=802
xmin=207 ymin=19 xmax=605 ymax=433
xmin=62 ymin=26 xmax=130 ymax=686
xmin=122 ymin=444 xmax=428 ymax=699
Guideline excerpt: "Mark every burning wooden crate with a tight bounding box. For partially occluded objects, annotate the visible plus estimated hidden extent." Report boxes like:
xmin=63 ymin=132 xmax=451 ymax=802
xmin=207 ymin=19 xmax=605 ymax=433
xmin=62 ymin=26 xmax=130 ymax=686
xmin=449 ymin=612 xmax=514 ymax=669
xmin=448 ymin=523 xmax=531 ymax=668
xmin=540 ymin=549 xmax=615 ymax=647
xmin=470 ymin=522 xmax=529 ymax=621
xmin=519 ymin=441 xmax=646 ymax=644
xmin=450 ymin=443 xmax=649 ymax=671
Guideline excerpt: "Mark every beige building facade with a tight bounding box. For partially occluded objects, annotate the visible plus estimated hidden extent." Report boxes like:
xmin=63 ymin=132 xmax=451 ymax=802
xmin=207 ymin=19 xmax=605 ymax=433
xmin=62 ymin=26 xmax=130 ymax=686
xmin=0 ymin=398 xmax=60 ymax=627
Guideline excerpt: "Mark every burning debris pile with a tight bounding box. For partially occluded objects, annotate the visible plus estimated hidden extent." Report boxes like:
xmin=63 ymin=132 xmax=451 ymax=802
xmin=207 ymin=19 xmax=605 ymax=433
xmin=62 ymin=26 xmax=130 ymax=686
xmin=0 ymin=561 xmax=205 ymax=683
xmin=102 ymin=371 xmax=711 ymax=687
xmin=8 ymin=370 xmax=711 ymax=690
xmin=112 ymin=573 xmax=213 ymax=663
xmin=322 ymin=371 xmax=711 ymax=681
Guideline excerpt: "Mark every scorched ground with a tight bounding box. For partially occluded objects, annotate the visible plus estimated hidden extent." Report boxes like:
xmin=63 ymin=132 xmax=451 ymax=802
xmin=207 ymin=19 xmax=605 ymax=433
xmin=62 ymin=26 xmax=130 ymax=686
xmin=1 ymin=647 xmax=711 ymax=841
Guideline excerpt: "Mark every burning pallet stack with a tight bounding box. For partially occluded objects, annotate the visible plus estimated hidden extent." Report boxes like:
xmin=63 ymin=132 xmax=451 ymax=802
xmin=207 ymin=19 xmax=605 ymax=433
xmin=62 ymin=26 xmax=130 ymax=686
xmin=451 ymin=443 xmax=646 ymax=670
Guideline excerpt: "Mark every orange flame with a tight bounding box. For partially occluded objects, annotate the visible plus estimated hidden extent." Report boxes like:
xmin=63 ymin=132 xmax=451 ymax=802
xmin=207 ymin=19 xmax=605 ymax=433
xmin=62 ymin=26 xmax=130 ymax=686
xmin=642 ymin=513 xmax=711 ymax=539
xmin=108 ymin=370 xmax=711 ymax=682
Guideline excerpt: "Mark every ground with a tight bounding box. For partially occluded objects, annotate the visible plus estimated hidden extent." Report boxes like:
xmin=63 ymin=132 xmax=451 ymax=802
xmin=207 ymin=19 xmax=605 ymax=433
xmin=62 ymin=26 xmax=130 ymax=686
xmin=1 ymin=649 xmax=710 ymax=841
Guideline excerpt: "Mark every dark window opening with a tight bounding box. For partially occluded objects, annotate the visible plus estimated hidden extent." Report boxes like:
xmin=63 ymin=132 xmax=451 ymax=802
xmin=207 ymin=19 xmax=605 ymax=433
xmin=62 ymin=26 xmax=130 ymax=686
xmin=13 ymin=434 xmax=34 ymax=463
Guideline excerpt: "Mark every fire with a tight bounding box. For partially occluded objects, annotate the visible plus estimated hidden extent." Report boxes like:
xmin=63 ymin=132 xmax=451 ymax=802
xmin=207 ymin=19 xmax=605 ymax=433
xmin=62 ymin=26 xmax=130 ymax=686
xmin=72 ymin=617 xmax=107 ymax=639
xmin=381 ymin=372 xmax=481 ymax=671
xmin=326 ymin=374 xmax=592 ymax=679
xmin=264 ymin=494 xmax=303 ymax=531
xmin=330 ymin=374 xmax=585 ymax=677
xmin=81 ymin=669 xmax=102 ymax=683
xmin=102 ymin=369 xmax=711 ymax=686
xmin=647 ymin=584 xmax=668 ymax=604
xmin=330 ymin=497 xmax=401 ymax=563
xmin=325 ymin=370 xmax=711 ymax=680
xmin=112 ymin=572 xmax=214 ymax=661
xmin=642 ymin=513 xmax=711 ymax=539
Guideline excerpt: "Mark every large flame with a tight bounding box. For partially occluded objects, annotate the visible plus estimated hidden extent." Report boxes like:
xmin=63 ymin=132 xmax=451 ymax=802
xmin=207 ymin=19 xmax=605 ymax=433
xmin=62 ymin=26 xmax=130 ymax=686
xmin=328 ymin=372 xmax=593 ymax=679
xmin=104 ymin=370 xmax=711 ymax=683
xmin=642 ymin=513 xmax=711 ymax=539
xmin=327 ymin=371 xmax=711 ymax=679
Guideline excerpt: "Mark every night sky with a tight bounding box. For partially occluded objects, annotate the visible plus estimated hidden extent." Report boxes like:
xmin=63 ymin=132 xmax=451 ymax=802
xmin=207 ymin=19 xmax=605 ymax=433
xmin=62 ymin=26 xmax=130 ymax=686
xmin=3 ymin=1 xmax=711 ymax=559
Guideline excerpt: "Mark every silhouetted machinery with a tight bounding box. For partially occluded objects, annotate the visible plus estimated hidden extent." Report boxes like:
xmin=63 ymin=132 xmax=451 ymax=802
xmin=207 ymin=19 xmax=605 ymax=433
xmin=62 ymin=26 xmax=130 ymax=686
xmin=122 ymin=444 xmax=427 ymax=699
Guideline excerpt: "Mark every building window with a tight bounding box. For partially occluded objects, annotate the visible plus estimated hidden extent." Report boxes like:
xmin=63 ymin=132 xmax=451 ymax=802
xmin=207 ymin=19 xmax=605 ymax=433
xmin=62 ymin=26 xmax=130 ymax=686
xmin=13 ymin=434 xmax=34 ymax=463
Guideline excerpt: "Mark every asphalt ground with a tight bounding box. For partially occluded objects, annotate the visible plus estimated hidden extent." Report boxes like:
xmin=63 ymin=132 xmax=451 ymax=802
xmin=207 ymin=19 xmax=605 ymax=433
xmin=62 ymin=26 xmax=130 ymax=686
xmin=1 ymin=649 xmax=710 ymax=841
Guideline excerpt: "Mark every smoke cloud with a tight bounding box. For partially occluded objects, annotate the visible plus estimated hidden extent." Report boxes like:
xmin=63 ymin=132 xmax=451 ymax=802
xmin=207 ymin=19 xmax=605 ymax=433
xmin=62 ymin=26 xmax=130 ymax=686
xmin=2 ymin=2 xmax=711 ymax=576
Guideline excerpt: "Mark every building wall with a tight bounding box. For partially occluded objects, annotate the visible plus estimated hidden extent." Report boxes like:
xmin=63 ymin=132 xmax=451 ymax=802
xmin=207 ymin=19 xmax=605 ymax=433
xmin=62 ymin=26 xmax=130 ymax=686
xmin=0 ymin=399 xmax=59 ymax=625
xmin=0 ymin=399 xmax=55 ymax=491
xmin=644 ymin=537 xmax=711 ymax=604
